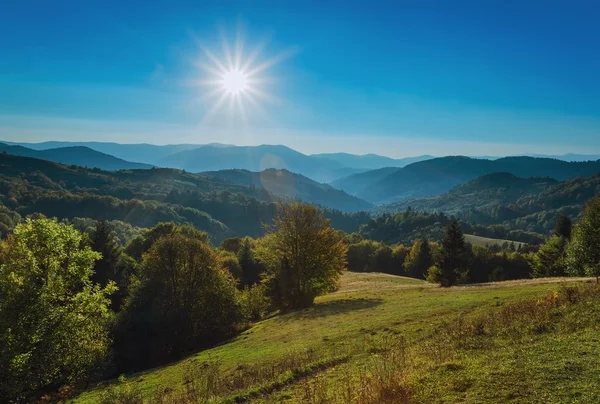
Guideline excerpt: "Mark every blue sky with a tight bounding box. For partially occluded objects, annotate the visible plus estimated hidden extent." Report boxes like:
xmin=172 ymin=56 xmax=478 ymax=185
xmin=1 ymin=0 xmax=599 ymax=157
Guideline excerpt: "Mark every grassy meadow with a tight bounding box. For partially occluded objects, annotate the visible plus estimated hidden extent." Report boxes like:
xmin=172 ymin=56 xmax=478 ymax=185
xmin=74 ymin=272 xmax=600 ymax=403
xmin=464 ymin=234 xmax=525 ymax=248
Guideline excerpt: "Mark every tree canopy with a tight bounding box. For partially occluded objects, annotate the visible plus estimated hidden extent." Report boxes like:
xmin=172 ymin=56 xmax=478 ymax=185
xmin=257 ymin=203 xmax=347 ymax=309
xmin=0 ymin=218 xmax=115 ymax=401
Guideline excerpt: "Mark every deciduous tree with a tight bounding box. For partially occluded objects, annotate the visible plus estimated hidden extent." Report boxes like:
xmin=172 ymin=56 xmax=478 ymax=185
xmin=0 ymin=218 xmax=114 ymax=401
xmin=257 ymin=203 xmax=347 ymax=309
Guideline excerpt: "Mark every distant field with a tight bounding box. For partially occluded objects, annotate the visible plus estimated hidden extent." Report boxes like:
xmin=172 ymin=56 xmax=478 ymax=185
xmin=465 ymin=233 xmax=525 ymax=248
xmin=74 ymin=272 xmax=599 ymax=403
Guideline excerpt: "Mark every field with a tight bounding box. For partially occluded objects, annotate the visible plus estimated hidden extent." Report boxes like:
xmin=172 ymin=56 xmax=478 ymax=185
xmin=74 ymin=272 xmax=600 ymax=403
xmin=464 ymin=234 xmax=525 ymax=248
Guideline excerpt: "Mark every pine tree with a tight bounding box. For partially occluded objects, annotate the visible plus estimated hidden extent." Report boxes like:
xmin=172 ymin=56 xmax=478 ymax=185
xmin=238 ymin=238 xmax=260 ymax=287
xmin=531 ymin=234 xmax=567 ymax=277
xmin=437 ymin=220 xmax=469 ymax=286
xmin=91 ymin=220 xmax=122 ymax=287
xmin=554 ymin=215 xmax=572 ymax=240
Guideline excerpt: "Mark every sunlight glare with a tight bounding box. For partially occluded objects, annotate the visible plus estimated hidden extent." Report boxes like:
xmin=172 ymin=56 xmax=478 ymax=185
xmin=222 ymin=70 xmax=247 ymax=94
xmin=192 ymin=25 xmax=295 ymax=121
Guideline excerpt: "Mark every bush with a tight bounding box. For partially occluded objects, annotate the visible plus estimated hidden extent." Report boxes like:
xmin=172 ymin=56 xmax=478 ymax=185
xmin=240 ymin=284 xmax=271 ymax=321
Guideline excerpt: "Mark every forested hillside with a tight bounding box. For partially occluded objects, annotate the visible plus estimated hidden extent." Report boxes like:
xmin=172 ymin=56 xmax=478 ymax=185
xmin=0 ymin=153 xmax=369 ymax=241
xmin=333 ymin=156 xmax=600 ymax=203
xmin=382 ymin=173 xmax=600 ymax=236
xmin=201 ymin=168 xmax=372 ymax=212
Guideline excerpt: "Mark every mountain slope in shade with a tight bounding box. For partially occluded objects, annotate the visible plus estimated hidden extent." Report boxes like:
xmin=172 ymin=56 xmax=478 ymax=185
xmin=329 ymin=167 xmax=401 ymax=196
xmin=310 ymin=153 xmax=433 ymax=169
xmin=383 ymin=172 xmax=559 ymax=212
xmin=0 ymin=143 xmax=153 ymax=170
xmin=160 ymin=145 xmax=348 ymax=183
xmin=200 ymin=168 xmax=373 ymax=212
xmin=335 ymin=156 xmax=600 ymax=204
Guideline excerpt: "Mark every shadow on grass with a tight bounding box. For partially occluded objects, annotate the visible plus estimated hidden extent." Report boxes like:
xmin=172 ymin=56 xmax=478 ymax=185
xmin=277 ymin=297 xmax=384 ymax=322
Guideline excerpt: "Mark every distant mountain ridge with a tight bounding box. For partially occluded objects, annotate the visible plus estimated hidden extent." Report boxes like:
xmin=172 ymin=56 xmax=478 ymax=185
xmin=383 ymin=172 xmax=559 ymax=212
xmin=200 ymin=168 xmax=373 ymax=212
xmin=333 ymin=155 xmax=600 ymax=204
xmin=159 ymin=145 xmax=348 ymax=183
xmin=310 ymin=152 xmax=433 ymax=169
xmin=0 ymin=143 xmax=152 ymax=170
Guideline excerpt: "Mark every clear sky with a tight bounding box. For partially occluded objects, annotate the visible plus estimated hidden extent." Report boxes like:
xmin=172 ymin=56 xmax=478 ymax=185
xmin=1 ymin=0 xmax=599 ymax=157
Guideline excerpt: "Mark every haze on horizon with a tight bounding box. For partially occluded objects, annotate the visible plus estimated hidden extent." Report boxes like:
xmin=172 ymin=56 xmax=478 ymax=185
xmin=1 ymin=1 xmax=599 ymax=158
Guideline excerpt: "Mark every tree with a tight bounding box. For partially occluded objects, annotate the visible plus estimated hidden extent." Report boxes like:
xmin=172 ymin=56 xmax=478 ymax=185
xmin=554 ymin=215 xmax=572 ymax=240
xmin=114 ymin=232 xmax=242 ymax=372
xmin=567 ymin=196 xmax=600 ymax=282
xmin=238 ymin=237 xmax=261 ymax=286
xmin=531 ymin=234 xmax=567 ymax=277
xmin=433 ymin=220 xmax=469 ymax=286
xmin=90 ymin=220 xmax=122 ymax=287
xmin=403 ymin=238 xmax=432 ymax=279
xmin=0 ymin=218 xmax=114 ymax=401
xmin=257 ymin=203 xmax=347 ymax=310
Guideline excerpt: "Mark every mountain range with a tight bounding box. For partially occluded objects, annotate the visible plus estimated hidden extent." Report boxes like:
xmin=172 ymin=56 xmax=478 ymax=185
xmin=333 ymin=156 xmax=600 ymax=204
xmin=0 ymin=143 xmax=152 ymax=171
xmin=200 ymin=168 xmax=372 ymax=212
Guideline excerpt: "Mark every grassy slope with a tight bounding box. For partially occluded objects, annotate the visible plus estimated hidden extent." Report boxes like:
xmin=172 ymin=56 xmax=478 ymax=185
xmin=464 ymin=233 xmax=525 ymax=248
xmin=74 ymin=273 xmax=597 ymax=403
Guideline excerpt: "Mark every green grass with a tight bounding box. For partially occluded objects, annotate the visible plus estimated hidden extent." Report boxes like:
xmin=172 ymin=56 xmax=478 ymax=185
xmin=465 ymin=234 xmax=525 ymax=248
xmin=72 ymin=272 xmax=598 ymax=403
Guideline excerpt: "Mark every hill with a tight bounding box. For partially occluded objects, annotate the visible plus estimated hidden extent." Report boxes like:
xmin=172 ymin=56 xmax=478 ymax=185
xmin=0 ymin=143 xmax=152 ymax=170
xmin=160 ymin=144 xmax=349 ymax=183
xmin=200 ymin=168 xmax=373 ymax=212
xmin=311 ymin=152 xmax=433 ymax=169
xmin=384 ymin=172 xmax=558 ymax=212
xmin=330 ymin=166 xmax=400 ymax=196
xmin=333 ymin=156 xmax=600 ymax=204
xmin=0 ymin=153 xmax=370 ymax=239
xmin=73 ymin=272 xmax=598 ymax=403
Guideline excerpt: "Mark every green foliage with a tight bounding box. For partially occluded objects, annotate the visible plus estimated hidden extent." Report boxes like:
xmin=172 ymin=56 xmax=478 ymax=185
xmin=0 ymin=218 xmax=115 ymax=401
xmin=114 ymin=231 xmax=243 ymax=372
xmin=531 ymin=234 xmax=568 ymax=278
xmin=240 ymin=283 xmax=270 ymax=321
xmin=220 ymin=237 xmax=243 ymax=254
xmin=237 ymin=237 xmax=262 ymax=287
xmin=436 ymin=220 xmax=469 ymax=286
xmin=403 ymin=238 xmax=432 ymax=279
xmin=554 ymin=214 xmax=572 ymax=240
xmin=257 ymin=203 xmax=348 ymax=309
xmin=567 ymin=195 xmax=600 ymax=279
xmin=90 ymin=221 xmax=122 ymax=285
xmin=0 ymin=205 xmax=21 ymax=237
xmin=219 ymin=250 xmax=242 ymax=279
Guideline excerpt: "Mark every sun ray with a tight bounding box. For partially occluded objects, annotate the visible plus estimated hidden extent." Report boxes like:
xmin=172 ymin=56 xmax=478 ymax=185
xmin=234 ymin=24 xmax=244 ymax=70
xmin=200 ymin=48 xmax=229 ymax=75
xmin=191 ymin=26 xmax=294 ymax=121
xmin=245 ymin=47 xmax=298 ymax=78
xmin=202 ymin=92 xmax=229 ymax=123
xmin=219 ymin=26 xmax=235 ymax=70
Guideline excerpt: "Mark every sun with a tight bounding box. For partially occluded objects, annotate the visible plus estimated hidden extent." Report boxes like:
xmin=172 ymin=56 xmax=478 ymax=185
xmin=222 ymin=69 xmax=247 ymax=95
xmin=191 ymin=26 xmax=296 ymax=121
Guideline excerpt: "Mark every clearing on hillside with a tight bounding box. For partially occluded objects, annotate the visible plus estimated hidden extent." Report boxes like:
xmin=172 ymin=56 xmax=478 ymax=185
xmin=464 ymin=233 xmax=525 ymax=248
xmin=75 ymin=272 xmax=599 ymax=403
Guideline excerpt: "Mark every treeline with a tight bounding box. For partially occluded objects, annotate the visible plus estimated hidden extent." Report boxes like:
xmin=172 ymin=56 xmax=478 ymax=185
xmin=0 ymin=203 xmax=348 ymax=401
xmin=350 ymin=194 xmax=600 ymax=285
xmin=358 ymin=209 xmax=544 ymax=246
